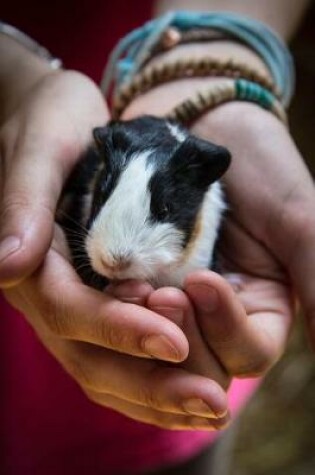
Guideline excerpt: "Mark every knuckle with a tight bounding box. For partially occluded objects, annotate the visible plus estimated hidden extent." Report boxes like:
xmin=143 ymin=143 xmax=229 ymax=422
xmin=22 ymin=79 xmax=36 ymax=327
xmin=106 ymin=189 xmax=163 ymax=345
xmin=94 ymin=312 xmax=138 ymax=353
xmin=140 ymin=384 xmax=160 ymax=410
xmin=0 ymin=194 xmax=55 ymax=230
xmin=139 ymin=366 xmax=175 ymax=411
xmin=95 ymin=319 xmax=125 ymax=351
xmin=1 ymin=195 xmax=30 ymax=220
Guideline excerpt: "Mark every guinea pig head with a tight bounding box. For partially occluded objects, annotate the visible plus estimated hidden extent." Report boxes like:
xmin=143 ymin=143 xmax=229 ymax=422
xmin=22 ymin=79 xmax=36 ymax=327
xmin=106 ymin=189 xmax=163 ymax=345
xmin=86 ymin=123 xmax=230 ymax=284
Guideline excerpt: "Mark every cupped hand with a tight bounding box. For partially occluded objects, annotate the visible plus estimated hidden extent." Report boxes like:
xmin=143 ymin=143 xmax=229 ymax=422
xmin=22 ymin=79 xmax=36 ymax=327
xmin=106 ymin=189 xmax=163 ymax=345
xmin=123 ymin=84 xmax=297 ymax=379
xmin=3 ymin=228 xmax=229 ymax=430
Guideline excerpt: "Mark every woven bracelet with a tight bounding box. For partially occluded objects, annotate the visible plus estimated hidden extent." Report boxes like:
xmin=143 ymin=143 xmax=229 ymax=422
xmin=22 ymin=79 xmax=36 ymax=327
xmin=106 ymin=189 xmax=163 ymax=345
xmin=166 ymin=78 xmax=287 ymax=126
xmin=112 ymin=56 xmax=278 ymax=118
xmin=101 ymin=11 xmax=294 ymax=107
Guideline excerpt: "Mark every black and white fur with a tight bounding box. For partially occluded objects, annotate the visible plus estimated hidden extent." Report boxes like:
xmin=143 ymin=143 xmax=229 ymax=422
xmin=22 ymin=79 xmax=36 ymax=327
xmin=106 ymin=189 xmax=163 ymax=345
xmin=58 ymin=116 xmax=231 ymax=289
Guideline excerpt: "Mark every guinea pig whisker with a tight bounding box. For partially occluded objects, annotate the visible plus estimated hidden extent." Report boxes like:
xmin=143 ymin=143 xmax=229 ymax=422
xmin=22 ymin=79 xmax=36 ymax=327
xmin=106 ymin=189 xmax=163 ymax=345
xmin=66 ymin=246 xmax=87 ymax=255
xmin=57 ymin=209 xmax=89 ymax=235
xmin=66 ymin=239 xmax=87 ymax=247
xmin=59 ymin=228 xmax=88 ymax=242
xmin=74 ymin=262 xmax=93 ymax=273
xmin=71 ymin=254 xmax=90 ymax=262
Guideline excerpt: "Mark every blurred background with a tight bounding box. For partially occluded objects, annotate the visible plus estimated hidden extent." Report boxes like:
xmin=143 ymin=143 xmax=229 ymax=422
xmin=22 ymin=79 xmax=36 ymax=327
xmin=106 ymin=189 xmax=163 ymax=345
xmin=221 ymin=5 xmax=315 ymax=474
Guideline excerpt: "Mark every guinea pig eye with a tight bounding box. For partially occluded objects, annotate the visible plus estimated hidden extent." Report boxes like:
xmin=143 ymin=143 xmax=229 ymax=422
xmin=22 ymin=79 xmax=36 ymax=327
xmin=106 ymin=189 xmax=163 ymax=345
xmin=156 ymin=203 xmax=171 ymax=221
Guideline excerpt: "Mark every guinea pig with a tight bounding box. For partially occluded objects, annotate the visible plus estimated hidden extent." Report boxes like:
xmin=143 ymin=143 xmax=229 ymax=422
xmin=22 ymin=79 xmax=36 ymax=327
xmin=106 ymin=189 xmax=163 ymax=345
xmin=57 ymin=115 xmax=231 ymax=290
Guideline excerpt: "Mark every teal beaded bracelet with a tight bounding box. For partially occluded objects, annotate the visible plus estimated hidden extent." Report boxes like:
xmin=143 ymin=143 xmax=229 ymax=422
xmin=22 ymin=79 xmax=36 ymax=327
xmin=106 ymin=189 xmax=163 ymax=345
xmin=166 ymin=78 xmax=287 ymax=125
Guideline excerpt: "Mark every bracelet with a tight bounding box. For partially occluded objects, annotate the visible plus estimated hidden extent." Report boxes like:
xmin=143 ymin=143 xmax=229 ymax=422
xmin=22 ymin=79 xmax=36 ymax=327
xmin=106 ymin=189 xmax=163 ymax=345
xmin=149 ymin=26 xmax=230 ymax=58
xmin=112 ymin=56 xmax=279 ymax=118
xmin=166 ymin=78 xmax=287 ymax=126
xmin=0 ymin=21 xmax=62 ymax=69
xmin=101 ymin=11 xmax=294 ymax=107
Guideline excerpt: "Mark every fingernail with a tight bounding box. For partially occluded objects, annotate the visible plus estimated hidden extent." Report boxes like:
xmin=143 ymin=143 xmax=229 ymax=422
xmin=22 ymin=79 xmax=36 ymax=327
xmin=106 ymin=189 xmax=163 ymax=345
xmin=0 ymin=236 xmax=21 ymax=264
xmin=183 ymin=398 xmax=218 ymax=418
xmin=143 ymin=335 xmax=181 ymax=362
xmin=187 ymin=284 xmax=218 ymax=313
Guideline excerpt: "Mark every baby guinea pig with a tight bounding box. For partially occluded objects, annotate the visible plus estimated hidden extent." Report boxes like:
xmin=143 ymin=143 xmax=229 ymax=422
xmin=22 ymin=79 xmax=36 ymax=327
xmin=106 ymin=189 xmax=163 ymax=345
xmin=58 ymin=115 xmax=231 ymax=290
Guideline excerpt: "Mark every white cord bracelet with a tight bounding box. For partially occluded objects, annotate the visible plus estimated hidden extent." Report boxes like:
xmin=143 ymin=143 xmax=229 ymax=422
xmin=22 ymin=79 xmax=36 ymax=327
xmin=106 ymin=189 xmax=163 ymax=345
xmin=0 ymin=21 xmax=62 ymax=69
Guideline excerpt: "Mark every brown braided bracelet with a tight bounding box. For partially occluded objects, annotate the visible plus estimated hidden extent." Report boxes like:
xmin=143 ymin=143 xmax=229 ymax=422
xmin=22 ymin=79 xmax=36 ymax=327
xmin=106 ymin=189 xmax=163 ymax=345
xmin=112 ymin=56 xmax=279 ymax=119
xmin=165 ymin=79 xmax=287 ymax=126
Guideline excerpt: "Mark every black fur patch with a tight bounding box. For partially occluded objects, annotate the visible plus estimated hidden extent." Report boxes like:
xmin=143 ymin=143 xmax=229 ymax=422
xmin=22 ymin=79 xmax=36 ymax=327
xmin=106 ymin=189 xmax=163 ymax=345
xmin=149 ymin=134 xmax=231 ymax=247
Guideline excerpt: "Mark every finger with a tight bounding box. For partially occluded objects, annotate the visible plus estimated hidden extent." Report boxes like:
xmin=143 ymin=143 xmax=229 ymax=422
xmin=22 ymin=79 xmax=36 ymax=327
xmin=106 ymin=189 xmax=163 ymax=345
xmin=185 ymin=270 xmax=293 ymax=377
xmin=147 ymin=287 xmax=230 ymax=388
xmin=5 ymin=247 xmax=189 ymax=362
xmin=61 ymin=340 xmax=228 ymax=419
xmin=106 ymin=279 xmax=154 ymax=305
xmin=85 ymin=390 xmax=230 ymax=431
xmin=0 ymin=128 xmax=74 ymax=287
xmin=276 ymin=209 xmax=315 ymax=349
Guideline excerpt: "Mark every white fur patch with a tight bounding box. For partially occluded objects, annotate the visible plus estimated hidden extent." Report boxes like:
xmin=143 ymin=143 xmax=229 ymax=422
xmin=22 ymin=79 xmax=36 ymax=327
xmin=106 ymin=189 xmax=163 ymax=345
xmin=167 ymin=122 xmax=187 ymax=143
xmin=86 ymin=151 xmax=184 ymax=283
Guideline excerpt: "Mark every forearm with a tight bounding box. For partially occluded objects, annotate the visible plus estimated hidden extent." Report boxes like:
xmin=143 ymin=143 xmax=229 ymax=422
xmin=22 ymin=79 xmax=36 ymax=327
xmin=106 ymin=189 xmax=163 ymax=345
xmin=154 ymin=0 xmax=311 ymax=41
xmin=0 ymin=33 xmax=54 ymax=123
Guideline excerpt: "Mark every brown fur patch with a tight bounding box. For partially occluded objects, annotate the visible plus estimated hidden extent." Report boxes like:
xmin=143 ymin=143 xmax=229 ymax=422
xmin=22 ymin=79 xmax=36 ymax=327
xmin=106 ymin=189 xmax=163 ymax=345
xmin=179 ymin=210 xmax=203 ymax=265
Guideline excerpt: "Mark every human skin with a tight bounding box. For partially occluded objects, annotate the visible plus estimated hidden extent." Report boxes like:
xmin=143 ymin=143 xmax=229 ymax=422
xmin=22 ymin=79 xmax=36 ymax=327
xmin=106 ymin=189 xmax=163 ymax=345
xmin=0 ymin=0 xmax=313 ymax=429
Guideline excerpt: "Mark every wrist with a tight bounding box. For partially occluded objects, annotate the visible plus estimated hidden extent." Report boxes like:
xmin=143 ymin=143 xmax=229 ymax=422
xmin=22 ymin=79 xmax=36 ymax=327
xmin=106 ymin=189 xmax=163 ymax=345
xmin=0 ymin=33 xmax=57 ymax=123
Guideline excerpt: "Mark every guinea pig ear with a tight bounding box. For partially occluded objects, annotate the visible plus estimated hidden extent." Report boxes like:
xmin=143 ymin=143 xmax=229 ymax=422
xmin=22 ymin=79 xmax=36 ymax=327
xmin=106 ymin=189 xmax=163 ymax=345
xmin=93 ymin=126 xmax=109 ymax=147
xmin=92 ymin=127 xmax=113 ymax=162
xmin=170 ymin=135 xmax=231 ymax=188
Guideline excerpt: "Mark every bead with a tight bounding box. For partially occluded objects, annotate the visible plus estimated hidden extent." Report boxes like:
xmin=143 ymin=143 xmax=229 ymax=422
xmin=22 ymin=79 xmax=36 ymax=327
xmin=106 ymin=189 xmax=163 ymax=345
xmin=161 ymin=27 xmax=181 ymax=49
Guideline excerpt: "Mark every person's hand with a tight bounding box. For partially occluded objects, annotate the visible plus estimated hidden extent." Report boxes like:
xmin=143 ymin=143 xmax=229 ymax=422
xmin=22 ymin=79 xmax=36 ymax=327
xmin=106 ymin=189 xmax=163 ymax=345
xmin=192 ymin=102 xmax=309 ymax=357
xmin=94 ymin=273 xmax=240 ymax=429
xmin=0 ymin=68 xmax=232 ymax=430
xmin=123 ymin=82 xmax=297 ymax=379
xmin=3 ymin=227 xmax=231 ymax=430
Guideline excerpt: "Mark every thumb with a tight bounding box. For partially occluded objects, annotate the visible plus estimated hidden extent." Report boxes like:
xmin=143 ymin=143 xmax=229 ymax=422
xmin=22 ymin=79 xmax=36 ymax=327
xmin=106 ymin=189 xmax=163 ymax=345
xmin=0 ymin=141 xmax=67 ymax=288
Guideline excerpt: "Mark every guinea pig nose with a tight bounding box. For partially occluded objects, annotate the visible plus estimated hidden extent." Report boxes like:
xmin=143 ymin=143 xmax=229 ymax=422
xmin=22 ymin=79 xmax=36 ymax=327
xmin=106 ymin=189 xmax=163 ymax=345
xmin=113 ymin=252 xmax=133 ymax=270
xmin=101 ymin=253 xmax=132 ymax=272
